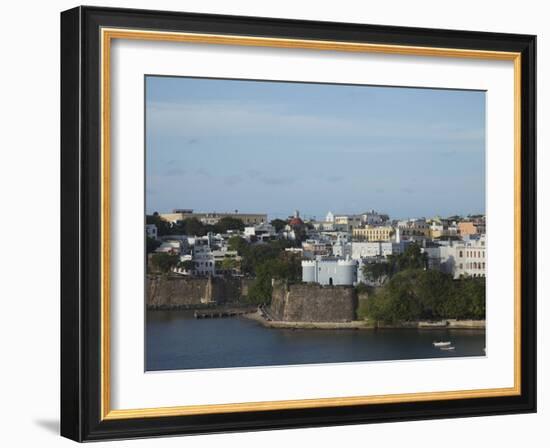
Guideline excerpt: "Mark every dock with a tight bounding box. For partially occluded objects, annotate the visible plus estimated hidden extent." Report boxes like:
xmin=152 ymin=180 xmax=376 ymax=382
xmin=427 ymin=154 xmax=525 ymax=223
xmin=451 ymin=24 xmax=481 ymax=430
xmin=194 ymin=307 xmax=257 ymax=319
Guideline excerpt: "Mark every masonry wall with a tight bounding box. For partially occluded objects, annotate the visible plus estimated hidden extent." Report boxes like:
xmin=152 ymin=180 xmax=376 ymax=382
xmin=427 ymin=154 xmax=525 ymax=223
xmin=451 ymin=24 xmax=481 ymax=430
xmin=146 ymin=275 xmax=249 ymax=308
xmin=270 ymin=280 xmax=357 ymax=322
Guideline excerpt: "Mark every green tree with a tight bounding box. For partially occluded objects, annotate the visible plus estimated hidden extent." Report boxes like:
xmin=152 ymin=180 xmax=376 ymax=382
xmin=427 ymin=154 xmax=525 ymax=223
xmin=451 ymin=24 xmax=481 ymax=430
xmin=384 ymin=242 xmax=427 ymax=277
xmin=220 ymin=257 xmax=239 ymax=272
xmin=227 ymin=236 xmax=249 ymax=254
xmin=183 ymin=217 xmax=206 ymax=236
xmin=150 ymin=253 xmax=179 ymax=273
xmin=177 ymin=259 xmax=195 ymax=272
xmin=396 ymin=243 xmax=427 ymax=271
xmin=171 ymin=220 xmax=187 ymax=235
xmin=214 ymin=217 xmax=245 ymax=233
xmin=362 ymin=268 xmax=485 ymax=323
xmin=146 ymin=236 xmax=161 ymax=254
xmin=246 ymin=276 xmax=272 ymax=305
xmin=362 ymin=262 xmax=390 ymax=284
xmin=416 ymin=269 xmax=453 ymax=319
xmin=146 ymin=212 xmax=173 ymax=236
xmin=270 ymin=219 xmax=288 ymax=233
xmin=245 ymin=252 xmax=301 ymax=304
xmin=459 ymin=276 xmax=486 ymax=319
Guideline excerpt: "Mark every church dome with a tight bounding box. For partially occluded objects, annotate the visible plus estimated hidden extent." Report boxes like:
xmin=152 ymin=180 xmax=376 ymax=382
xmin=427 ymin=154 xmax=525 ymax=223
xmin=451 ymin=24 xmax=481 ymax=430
xmin=289 ymin=209 xmax=304 ymax=227
xmin=289 ymin=216 xmax=304 ymax=227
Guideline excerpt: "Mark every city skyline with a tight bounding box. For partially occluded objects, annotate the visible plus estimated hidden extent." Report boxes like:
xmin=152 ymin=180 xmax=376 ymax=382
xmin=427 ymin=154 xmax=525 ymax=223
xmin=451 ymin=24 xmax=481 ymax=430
xmin=150 ymin=206 xmax=483 ymax=223
xmin=146 ymin=76 xmax=486 ymax=218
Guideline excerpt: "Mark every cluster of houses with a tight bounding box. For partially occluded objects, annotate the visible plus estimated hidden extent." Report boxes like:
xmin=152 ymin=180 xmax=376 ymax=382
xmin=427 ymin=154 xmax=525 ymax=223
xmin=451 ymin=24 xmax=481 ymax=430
xmin=146 ymin=208 xmax=486 ymax=285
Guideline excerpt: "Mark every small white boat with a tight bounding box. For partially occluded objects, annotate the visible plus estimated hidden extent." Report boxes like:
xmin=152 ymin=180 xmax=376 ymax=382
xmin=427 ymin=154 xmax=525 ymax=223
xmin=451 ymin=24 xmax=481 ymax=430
xmin=440 ymin=346 xmax=456 ymax=351
xmin=432 ymin=341 xmax=452 ymax=347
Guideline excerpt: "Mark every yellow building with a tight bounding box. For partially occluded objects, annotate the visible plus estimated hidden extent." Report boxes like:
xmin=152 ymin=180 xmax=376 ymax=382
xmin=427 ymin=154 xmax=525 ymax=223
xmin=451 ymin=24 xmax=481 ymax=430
xmin=398 ymin=220 xmax=431 ymax=238
xmin=352 ymin=225 xmax=394 ymax=241
xmin=334 ymin=214 xmax=362 ymax=230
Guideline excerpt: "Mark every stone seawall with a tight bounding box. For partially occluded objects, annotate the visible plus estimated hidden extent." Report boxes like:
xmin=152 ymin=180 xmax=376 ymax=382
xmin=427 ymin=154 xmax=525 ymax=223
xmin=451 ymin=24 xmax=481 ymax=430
xmin=147 ymin=275 xmax=253 ymax=309
xmin=376 ymin=320 xmax=486 ymax=329
xmin=270 ymin=280 xmax=357 ymax=322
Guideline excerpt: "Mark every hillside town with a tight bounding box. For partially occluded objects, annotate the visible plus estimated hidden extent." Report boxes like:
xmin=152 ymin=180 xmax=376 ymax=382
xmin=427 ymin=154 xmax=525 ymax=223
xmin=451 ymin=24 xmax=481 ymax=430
xmin=146 ymin=208 xmax=486 ymax=287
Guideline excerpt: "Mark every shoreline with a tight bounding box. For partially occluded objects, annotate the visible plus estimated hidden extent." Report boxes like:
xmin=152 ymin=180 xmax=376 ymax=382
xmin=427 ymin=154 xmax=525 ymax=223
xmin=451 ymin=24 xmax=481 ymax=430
xmin=244 ymin=310 xmax=375 ymax=329
xmin=243 ymin=310 xmax=485 ymax=330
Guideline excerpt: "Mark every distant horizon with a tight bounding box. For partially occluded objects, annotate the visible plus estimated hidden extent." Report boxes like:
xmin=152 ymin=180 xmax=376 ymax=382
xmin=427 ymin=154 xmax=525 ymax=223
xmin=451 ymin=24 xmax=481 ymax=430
xmin=146 ymin=76 xmax=486 ymax=218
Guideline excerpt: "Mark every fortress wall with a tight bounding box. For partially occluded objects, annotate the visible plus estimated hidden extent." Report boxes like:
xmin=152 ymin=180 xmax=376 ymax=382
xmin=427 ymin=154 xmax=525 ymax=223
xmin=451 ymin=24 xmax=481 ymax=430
xmin=146 ymin=275 xmax=249 ymax=308
xmin=270 ymin=280 xmax=357 ymax=322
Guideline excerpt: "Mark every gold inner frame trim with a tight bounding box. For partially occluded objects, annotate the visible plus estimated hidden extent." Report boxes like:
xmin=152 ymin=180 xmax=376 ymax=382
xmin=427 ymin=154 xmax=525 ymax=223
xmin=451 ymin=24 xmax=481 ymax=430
xmin=100 ymin=27 xmax=522 ymax=421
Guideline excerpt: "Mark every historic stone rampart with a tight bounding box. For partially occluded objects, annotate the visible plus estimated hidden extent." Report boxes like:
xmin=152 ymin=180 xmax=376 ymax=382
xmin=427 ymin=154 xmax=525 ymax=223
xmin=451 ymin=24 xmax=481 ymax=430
xmin=270 ymin=280 xmax=357 ymax=322
xmin=146 ymin=275 xmax=250 ymax=309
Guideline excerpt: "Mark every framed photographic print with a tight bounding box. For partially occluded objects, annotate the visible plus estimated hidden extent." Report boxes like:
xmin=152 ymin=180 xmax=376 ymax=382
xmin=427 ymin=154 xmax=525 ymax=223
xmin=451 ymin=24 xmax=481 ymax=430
xmin=60 ymin=6 xmax=536 ymax=442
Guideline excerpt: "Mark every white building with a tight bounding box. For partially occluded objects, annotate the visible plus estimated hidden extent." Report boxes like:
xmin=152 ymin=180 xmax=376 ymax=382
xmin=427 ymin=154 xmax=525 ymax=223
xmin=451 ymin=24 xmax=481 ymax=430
xmin=331 ymin=233 xmax=352 ymax=258
xmin=244 ymin=222 xmax=276 ymax=241
xmin=332 ymin=241 xmax=352 ymax=258
xmin=451 ymin=235 xmax=487 ymax=278
xmin=424 ymin=235 xmax=487 ymax=279
xmin=351 ymin=240 xmax=410 ymax=259
xmin=302 ymin=257 xmax=358 ymax=286
xmin=361 ymin=209 xmax=389 ymax=226
xmin=155 ymin=239 xmax=182 ymax=254
xmin=192 ymin=243 xmax=216 ymax=277
xmin=311 ymin=221 xmax=335 ymax=232
xmin=145 ymin=224 xmax=158 ymax=239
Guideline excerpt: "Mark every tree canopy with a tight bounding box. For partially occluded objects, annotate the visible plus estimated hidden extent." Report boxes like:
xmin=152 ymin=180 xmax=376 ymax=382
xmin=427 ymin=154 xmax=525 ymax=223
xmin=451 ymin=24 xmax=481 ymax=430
xmin=146 ymin=237 xmax=161 ymax=254
xmin=226 ymin=238 xmax=300 ymax=304
xmin=270 ymin=218 xmax=288 ymax=233
xmin=155 ymin=216 xmax=246 ymax=237
xmin=150 ymin=253 xmax=179 ymax=273
xmin=362 ymin=262 xmax=390 ymax=284
xmin=246 ymin=252 xmax=301 ymax=304
xmin=146 ymin=212 xmax=173 ymax=236
xmin=387 ymin=243 xmax=428 ymax=273
xmin=360 ymin=269 xmax=485 ymax=323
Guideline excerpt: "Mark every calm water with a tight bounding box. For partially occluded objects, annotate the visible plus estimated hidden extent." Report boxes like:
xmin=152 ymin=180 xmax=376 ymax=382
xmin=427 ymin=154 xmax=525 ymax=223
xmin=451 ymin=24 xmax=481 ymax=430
xmin=146 ymin=310 xmax=486 ymax=371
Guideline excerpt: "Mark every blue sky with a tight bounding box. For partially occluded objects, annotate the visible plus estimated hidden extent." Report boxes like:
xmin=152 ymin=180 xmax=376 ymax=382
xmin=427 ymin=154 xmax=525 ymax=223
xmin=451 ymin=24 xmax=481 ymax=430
xmin=145 ymin=76 xmax=485 ymax=220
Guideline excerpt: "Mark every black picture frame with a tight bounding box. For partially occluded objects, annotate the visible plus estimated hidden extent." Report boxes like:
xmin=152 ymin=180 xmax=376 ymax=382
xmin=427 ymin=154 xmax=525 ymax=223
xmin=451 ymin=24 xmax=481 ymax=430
xmin=61 ymin=5 xmax=536 ymax=442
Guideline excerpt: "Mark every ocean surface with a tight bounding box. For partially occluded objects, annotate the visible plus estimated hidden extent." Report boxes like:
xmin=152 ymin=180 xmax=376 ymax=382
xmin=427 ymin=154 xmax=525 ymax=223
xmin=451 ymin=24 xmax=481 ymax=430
xmin=146 ymin=310 xmax=486 ymax=371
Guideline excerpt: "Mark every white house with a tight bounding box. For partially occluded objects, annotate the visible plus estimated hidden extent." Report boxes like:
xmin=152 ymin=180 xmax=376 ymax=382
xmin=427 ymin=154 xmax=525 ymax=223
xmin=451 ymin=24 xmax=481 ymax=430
xmin=192 ymin=245 xmax=216 ymax=277
xmin=155 ymin=239 xmax=182 ymax=254
xmin=145 ymin=223 xmax=158 ymax=239
xmin=244 ymin=222 xmax=276 ymax=240
xmin=424 ymin=235 xmax=487 ymax=279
